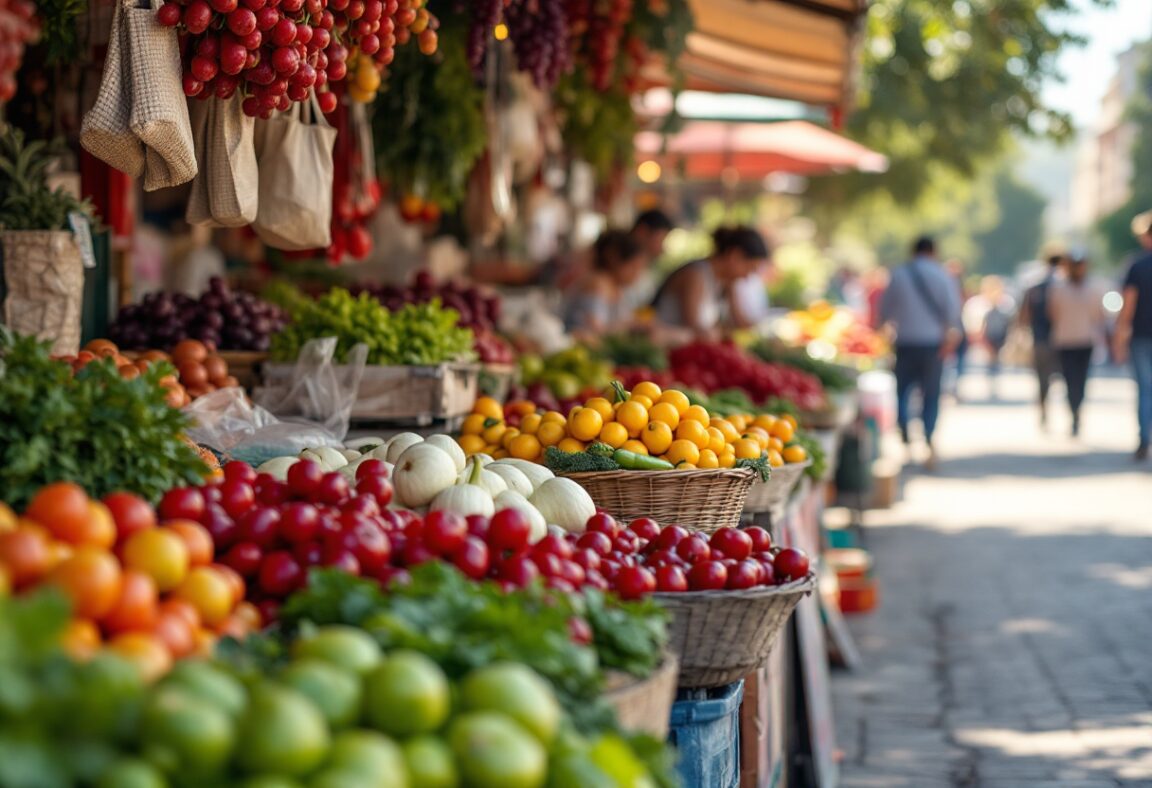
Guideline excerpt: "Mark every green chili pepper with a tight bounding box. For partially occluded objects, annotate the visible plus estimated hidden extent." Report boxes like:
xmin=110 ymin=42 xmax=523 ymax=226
xmin=613 ymin=450 xmax=674 ymax=471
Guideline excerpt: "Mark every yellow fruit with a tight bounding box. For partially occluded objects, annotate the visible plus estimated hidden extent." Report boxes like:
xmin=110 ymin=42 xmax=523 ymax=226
xmin=728 ymin=414 xmax=749 ymax=432
xmin=356 ymin=65 xmax=381 ymax=92
xmin=616 ymin=401 xmax=649 ymax=437
xmin=568 ymin=407 xmax=604 ymax=442
xmin=706 ymin=427 xmax=726 ymax=454
xmin=599 ymin=422 xmax=629 ymax=449
xmin=457 ymin=434 xmax=486 ymax=455
xmin=783 ymin=445 xmax=808 ymax=464
xmin=744 ymin=427 xmax=770 ymax=449
xmin=675 ymin=420 xmax=710 ymax=450
xmin=347 ymin=85 xmax=375 ymax=103
xmin=657 ymin=389 xmax=690 ymax=416
xmin=752 ymin=414 xmax=778 ymax=432
xmin=733 ymin=438 xmax=762 ymax=460
xmin=710 ymin=418 xmax=740 ymax=443
xmin=631 ymin=381 xmax=663 ymax=402
xmin=629 ymin=395 xmax=653 ymax=410
xmin=768 ymin=437 xmax=784 ymax=453
xmin=675 ymin=462 xmax=697 ymax=471
xmin=648 ymin=402 xmax=680 ymax=429
xmin=557 ymin=438 xmax=586 ymax=454
xmin=519 ymin=413 xmax=542 ymax=435
xmin=718 ymin=451 xmax=737 ymax=469
xmin=698 ymin=449 xmax=719 ymax=469
xmin=462 ymin=414 xmax=487 ymax=435
xmin=542 ymin=410 xmax=567 ymax=425
xmin=620 ymin=440 xmax=649 ymax=456
xmin=474 ymin=397 xmax=504 ymax=420
xmin=781 ymin=413 xmax=798 ymax=430
xmin=584 ymin=397 xmax=614 ymax=421
xmin=482 ymin=423 xmax=507 ymax=446
xmin=641 ymin=421 xmax=673 ymax=455
xmin=482 ymin=444 xmax=500 ymax=456
xmin=771 ymin=419 xmax=795 ymax=443
xmin=510 ymin=434 xmax=543 ymax=461
xmin=492 ymin=449 xmax=510 ymax=460
xmin=537 ymin=421 xmax=566 ymax=447
xmin=666 ymin=440 xmax=700 ymax=466
xmin=768 ymin=449 xmax=785 ymax=468
xmin=501 ymin=428 xmax=521 ymax=450
xmin=682 ymin=405 xmax=710 ymax=425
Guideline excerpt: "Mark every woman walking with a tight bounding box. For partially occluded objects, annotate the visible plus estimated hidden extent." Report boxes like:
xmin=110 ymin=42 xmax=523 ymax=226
xmin=1048 ymin=254 xmax=1107 ymax=437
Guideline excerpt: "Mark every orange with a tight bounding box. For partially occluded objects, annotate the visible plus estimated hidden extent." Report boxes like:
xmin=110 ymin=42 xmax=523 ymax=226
xmin=781 ymin=413 xmax=798 ymax=430
xmin=491 ymin=448 xmax=509 ymax=460
xmin=583 ymin=397 xmax=614 ymax=421
xmin=159 ymin=598 xmax=202 ymax=632
xmin=0 ymin=526 xmax=52 ymax=587
xmin=620 ymin=440 xmax=649 ymax=456
xmin=212 ymin=563 xmax=245 ymax=606
xmin=641 ymin=421 xmax=673 ymax=455
xmin=682 ymin=405 xmax=710 ymax=426
xmin=744 ymin=427 xmax=770 ymax=449
xmin=537 ymin=421 xmax=566 ymax=447
xmin=648 ymin=402 xmax=680 ymax=429
xmin=675 ymin=462 xmax=697 ymax=471
xmin=108 ymin=632 xmax=173 ymax=682
xmin=458 ymin=434 xmax=486 ymax=455
xmin=598 ymin=422 xmax=629 ymax=449
xmin=153 ymin=610 xmax=197 ymax=659
xmin=706 ymin=427 xmax=726 ymax=454
xmin=657 ymin=389 xmax=690 ymax=416
xmin=718 ymin=451 xmax=737 ymax=469
xmin=102 ymin=570 xmax=159 ymax=634
xmin=509 ymin=433 xmax=543 ymax=461
xmin=557 ymin=438 xmax=586 ymax=454
xmin=519 ymin=413 xmax=542 ymax=435
xmin=84 ymin=338 xmax=120 ymax=357
xmin=482 ymin=444 xmax=500 ymax=456
xmin=0 ymin=502 xmax=17 ymax=533
xmin=629 ymin=395 xmax=654 ymax=410
xmin=698 ymin=449 xmax=720 ymax=469
xmin=783 ymin=445 xmax=808 ymax=464
xmin=481 ymin=422 xmax=506 ymax=446
xmin=61 ymin=618 xmax=101 ymax=659
xmin=710 ymin=418 xmax=741 ymax=443
xmin=122 ymin=529 xmax=190 ymax=592
xmin=631 ymin=381 xmax=663 ymax=402
xmin=230 ymin=601 xmax=263 ymax=633
xmin=473 ymin=396 xmax=504 ymax=421
xmin=568 ymin=407 xmax=604 ymax=442
xmin=675 ymin=420 xmax=710 ymax=450
xmin=173 ymin=566 xmax=234 ymax=628
xmin=615 ymin=401 xmax=649 ymax=438
xmin=49 ymin=547 xmax=123 ymax=620
xmin=665 ymin=440 xmax=700 ymax=466
xmin=771 ymin=419 xmax=795 ymax=443
xmin=767 ymin=449 xmax=785 ymax=468
xmin=728 ymin=414 xmax=749 ymax=432
xmin=45 ymin=537 xmax=73 ymax=570
xmin=733 ymin=438 xmax=763 ymax=460
xmin=767 ymin=437 xmax=784 ymax=453
xmin=461 ymin=413 xmax=487 ymax=435
xmin=164 ymin=521 xmax=214 ymax=567
xmin=500 ymin=428 xmax=521 ymax=450
xmin=752 ymin=414 xmax=778 ymax=432
xmin=26 ymin=482 xmax=91 ymax=545
xmin=541 ymin=410 xmax=567 ymax=425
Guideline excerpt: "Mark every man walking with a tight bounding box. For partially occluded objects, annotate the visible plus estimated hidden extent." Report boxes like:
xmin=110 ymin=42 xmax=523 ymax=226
xmin=880 ymin=237 xmax=962 ymax=469
xmin=1112 ymin=212 xmax=1152 ymax=461
xmin=1018 ymin=253 xmax=1065 ymax=428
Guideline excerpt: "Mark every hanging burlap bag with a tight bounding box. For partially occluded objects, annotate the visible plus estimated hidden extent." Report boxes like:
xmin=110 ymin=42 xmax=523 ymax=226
xmin=186 ymin=94 xmax=259 ymax=227
xmin=1 ymin=231 xmax=85 ymax=356
xmin=79 ymin=2 xmax=145 ymax=179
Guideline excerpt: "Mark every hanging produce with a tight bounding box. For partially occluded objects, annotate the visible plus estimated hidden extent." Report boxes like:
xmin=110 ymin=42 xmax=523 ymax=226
xmin=0 ymin=0 xmax=37 ymax=103
xmin=327 ymin=100 xmax=381 ymax=263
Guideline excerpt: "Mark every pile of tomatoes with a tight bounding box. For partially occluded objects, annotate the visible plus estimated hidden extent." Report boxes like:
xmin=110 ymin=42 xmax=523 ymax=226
xmin=0 ymin=483 xmax=258 ymax=680
xmin=670 ymin=341 xmax=827 ymax=412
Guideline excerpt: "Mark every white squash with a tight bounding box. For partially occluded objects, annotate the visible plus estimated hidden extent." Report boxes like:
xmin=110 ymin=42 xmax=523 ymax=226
xmin=494 ymin=490 xmax=547 ymax=543
xmin=300 ymin=446 xmax=349 ymax=471
xmin=472 ymin=453 xmax=495 ymax=468
xmin=429 ymin=458 xmax=495 ymax=518
xmin=529 ymin=477 xmax=596 ymax=533
xmin=339 ymin=448 xmax=363 ymax=462
xmin=493 ymin=459 xmax=554 ymax=490
xmin=393 ymin=443 xmax=458 ymax=508
xmin=487 ymin=464 xmax=534 ymax=498
xmin=256 ymin=456 xmax=297 ymax=481
xmin=459 ymin=467 xmax=507 ymax=497
xmin=385 ymin=433 xmax=425 ymax=463
xmin=424 ymin=434 xmax=467 ymax=473
xmin=345 ymin=436 xmax=386 ymax=453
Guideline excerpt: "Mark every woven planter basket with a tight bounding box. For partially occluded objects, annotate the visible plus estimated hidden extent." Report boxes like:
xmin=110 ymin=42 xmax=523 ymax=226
xmin=656 ymin=574 xmax=816 ymax=688
xmin=603 ymin=652 xmax=679 ymax=738
xmin=1 ymin=231 xmax=84 ymax=356
xmin=557 ymin=468 xmax=756 ymax=533
xmin=742 ymin=460 xmax=811 ymax=515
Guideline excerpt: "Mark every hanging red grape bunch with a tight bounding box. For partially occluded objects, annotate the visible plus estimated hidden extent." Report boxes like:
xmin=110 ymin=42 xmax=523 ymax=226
xmin=0 ymin=0 xmax=39 ymax=103
xmin=461 ymin=0 xmax=571 ymax=88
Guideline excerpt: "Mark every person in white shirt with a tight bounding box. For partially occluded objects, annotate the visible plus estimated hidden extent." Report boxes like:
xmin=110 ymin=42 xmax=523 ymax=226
xmin=1048 ymin=253 xmax=1107 ymax=437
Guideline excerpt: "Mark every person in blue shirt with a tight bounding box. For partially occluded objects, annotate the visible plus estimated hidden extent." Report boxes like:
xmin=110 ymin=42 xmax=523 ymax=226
xmin=1112 ymin=211 xmax=1152 ymax=461
xmin=879 ymin=236 xmax=963 ymax=469
xmin=1018 ymin=253 xmax=1065 ymax=429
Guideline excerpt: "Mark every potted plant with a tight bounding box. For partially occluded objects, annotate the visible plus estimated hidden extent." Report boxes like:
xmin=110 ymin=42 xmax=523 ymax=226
xmin=0 ymin=124 xmax=94 ymax=355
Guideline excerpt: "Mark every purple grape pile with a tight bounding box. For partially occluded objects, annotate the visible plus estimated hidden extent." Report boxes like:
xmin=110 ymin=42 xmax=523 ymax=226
xmin=108 ymin=278 xmax=287 ymax=352
xmin=505 ymin=0 xmax=571 ymax=88
xmin=463 ymin=0 xmax=502 ymax=73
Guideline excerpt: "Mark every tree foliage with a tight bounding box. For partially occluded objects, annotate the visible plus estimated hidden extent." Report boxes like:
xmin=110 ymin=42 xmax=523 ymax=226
xmin=1098 ymin=45 xmax=1152 ymax=264
xmin=971 ymin=171 xmax=1048 ymax=274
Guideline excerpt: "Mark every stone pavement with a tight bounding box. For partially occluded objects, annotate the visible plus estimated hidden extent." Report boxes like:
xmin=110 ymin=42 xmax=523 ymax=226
xmin=830 ymin=370 xmax=1152 ymax=788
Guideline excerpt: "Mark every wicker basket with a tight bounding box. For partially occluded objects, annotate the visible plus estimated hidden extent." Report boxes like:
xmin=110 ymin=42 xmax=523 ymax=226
xmin=478 ymin=363 xmax=517 ymax=400
xmin=603 ymin=652 xmax=679 ymax=738
xmin=742 ymin=460 xmax=811 ymax=515
xmin=656 ymin=574 xmax=816 ymax=688
xmin=557 ymin=468 xmax=756 ymax=533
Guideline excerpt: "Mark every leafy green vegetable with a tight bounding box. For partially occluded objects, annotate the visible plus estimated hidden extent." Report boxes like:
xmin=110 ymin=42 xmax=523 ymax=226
xmin=752 ymin=341 xmax=857 ymax=392
xmin=596 ymin=333 xmax=668 ymax=372
xmin=0 ymin=126 xmax=95 ymax=232
xmin=271 ymin=288 xmax=474 ymax=366
xmin=0 ymin=329 xmax=208 ymax=509
xmin=544 ymin=446 xmax=621 ymax=473
xmin=790 ymin=433 xmax=828 ymax=482
xmin=735 ymin=455 xmax=772 ymax=483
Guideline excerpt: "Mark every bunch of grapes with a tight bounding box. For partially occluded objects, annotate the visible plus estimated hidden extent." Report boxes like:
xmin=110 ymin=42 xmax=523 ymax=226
xmin=504 ymin=0 xmax=570 ymax=88
xmin=157 ymin=0 xmax=348 ymax=117
xmin=462 ymin=0 xmax=503 ymax=74
xmin=0 ymin=0 xmax=38 ymax=103
xmin=583 ymin=0 xmax=632 ymax=90
xmin=330 ymin=0 xmax=436 ymax=74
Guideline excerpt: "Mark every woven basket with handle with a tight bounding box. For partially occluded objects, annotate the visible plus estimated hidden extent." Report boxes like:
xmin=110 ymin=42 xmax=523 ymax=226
xmin=557 ymin=468 xmax=756 ymax=533
xmin=742 ymin=460 xmax=811 ymax=515
xmin=656 ymin=574 xmax=815 ymax=688
xmin=603 ymin=652 xmax=679 ymax=738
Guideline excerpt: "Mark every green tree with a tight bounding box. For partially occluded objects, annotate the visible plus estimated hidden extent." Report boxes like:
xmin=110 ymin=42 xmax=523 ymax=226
xmin=1098 ymin=44 xmax=1152 ymax=264
xmin=971 ymin=171 xmax=1048 ymax=274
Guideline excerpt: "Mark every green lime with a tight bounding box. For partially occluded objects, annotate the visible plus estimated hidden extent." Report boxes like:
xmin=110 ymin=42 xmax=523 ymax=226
xmin=161 ymin=661 xmax=247 ymax=719
xmin=362 ymin=651 xmax=450 ymax=737
xmin=459 ymin=663 xmax=560 ymax=745
xmin=401 ymin=735 xmax=458 ymax=788
xmin=327 ymin=729 xmax=407 ymax=783
xmin=95 ymin=757 xmax=168 ymax=788
xmin=236 ymin=778 xmax=306 ymax=788
xmin=280 ymin=659 xmax=362 ymax=730
xmin=141 ymin=688 xmax=235 ymax=778
xmin=546 ymin=753 xmax=616 ymax=788
xmin=588 ymin=735 xmax=656 ymax=788
xmin=236 ymin=683 xmax=331 ymax=777
xmin=448 ymin=712 xmax=546 ymax=788
xmin=292 ymin=626 xmax=383 ymax=675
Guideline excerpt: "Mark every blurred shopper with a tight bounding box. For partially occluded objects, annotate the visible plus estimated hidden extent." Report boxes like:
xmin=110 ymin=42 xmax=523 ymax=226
xmin=1018 ymin=253 xmax=1065 ymax=428
xmin=651 ymin=226 xmax=770 ymax=340
xmin=1048 ymin=253 xmax=1107 ymax=437
xmin=944 ymin=259 xmax=971 ymax=399
xmin=631 ymin=209 xmax=675 ymax=262
xmin=563 ymin=230 xmax=648 ymax=339
xmin=973 ymin=276 xmax=1016 ymax=400
xmin=879 ymin=237 xmax=962 ymax=469
xmin=1112 ymin=212 xmax=1152 ymax=460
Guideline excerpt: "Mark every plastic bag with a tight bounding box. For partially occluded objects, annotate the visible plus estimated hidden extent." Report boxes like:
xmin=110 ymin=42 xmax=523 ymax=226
xmin=254 ymin=337 xmax=367 ymax=440
xmin=183 ymin=387 xmax=343 ymax=467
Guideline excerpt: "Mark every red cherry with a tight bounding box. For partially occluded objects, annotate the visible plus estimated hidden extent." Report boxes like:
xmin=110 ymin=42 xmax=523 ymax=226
xmin=572 ymin=548 xmax=601 ymax=573
xmin=271 ymin=17 xmax=297 ymax=46
xmin=655 ymin=564 xmax=689 ymax=592
xmin=499 ymin=554 xmax=540 ymax=587
xmin=210 ymin=0 xmax=238 ymax=12
xmin=422 ymin=511 xmax=468 ymax=555
xmin=401 ymin=540 xmax=435 ymax=567
xmin=259 ymin=551 xmax=304 ymax=596
xmin=224 ymin=461 xmax=257 ymax=485
xmin=773 ymin=548 xmax=810 ymax=582
xmin=317 ymin=90 xmax=338 ymax=114
xmin=340 ymin=494 xmax=381 ymax=519
xmin=255 ymin=474 xmax=288 ymax=506
xmin=217 ymin=479 xmax=255 ymax=520
xmin=559 ymin=560 xmax=586 ymax=587
xmin=159 ymin=487 xmax=205 ymax=522
xmin=227 ymin=7 xmax=257 ymax=35
xmin=315 ymin=472 xmax=350 ymax=506
xmin=585 ymin=513 xmax=618 ymax=537
xmin=727 ymin=560 xmax=762 ymax=590
xmin=256 ymin=6 xmax=279 ymax=30
xmin=355 ymin=458 xmax=390 ymax=481
xmin=466 ymin=515 xmax=490 ymax=539
xmin=628 ymin=517 xmax=661 ymax=540
xmin=183 ymin=0 xmax=212 ymax=33
xmin=745 ymin=526 xmax=772 ymax=552
xmin=532 ymin=534 xmax=573 ymax=561
xmin=293 ymin=541 xmax=323 ymax=567
xmin=688 ymin=561 xmax=728 ymax=591
xmin=575 ymin=531 xmax=612 ymax=556
xmin=709 ymin=527 xmax=753 ymax=561
xmin=320 ymin=545 xmax=361 ymax=575
xmin=157 ymin=2 xmax=182 ymax=26
xmin=614 ymin=566 xmax=656 ymax=600
xmin=451 ymin=537 xmax=490 ymax=580
xmin=222 ymin=541 xmax=263 ymax=576
xmin=200 ymin=504 xmax=239 ymax=549
xmin=279 ymin=502 xmax=319 ymax=544
xmin=675 ymin=534 xmax=710 ymax=564
xmin=356 ymin=474 xmax=394 ymax=507
xmin=652 ymin=525 xmax=688 ymax=551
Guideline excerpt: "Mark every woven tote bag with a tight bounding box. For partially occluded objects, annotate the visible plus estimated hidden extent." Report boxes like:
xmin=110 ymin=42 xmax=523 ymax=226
xmin=185 ymin=95 xmax=259 ymax=227
xmin=79 ymin=2 xmax=145 ymax=178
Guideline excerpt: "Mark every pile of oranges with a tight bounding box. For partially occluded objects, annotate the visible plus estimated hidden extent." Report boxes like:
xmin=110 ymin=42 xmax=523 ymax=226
xmin=458 ymin=382 xmax=809 ymax=470
xmin=0 ymin=483 xmax=258 ymax=680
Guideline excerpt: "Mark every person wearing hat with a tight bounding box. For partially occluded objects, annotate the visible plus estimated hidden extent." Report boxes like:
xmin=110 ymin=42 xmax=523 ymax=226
xmin=1113 ymin=211 xmax=1152 ymax=460
xmin=1048 ymin=252 xmax=1107 ymax=437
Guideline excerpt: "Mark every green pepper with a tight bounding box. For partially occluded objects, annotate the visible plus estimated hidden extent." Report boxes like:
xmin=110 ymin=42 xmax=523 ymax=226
xmin=612 ymin=450 xmax=674 ymax=471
